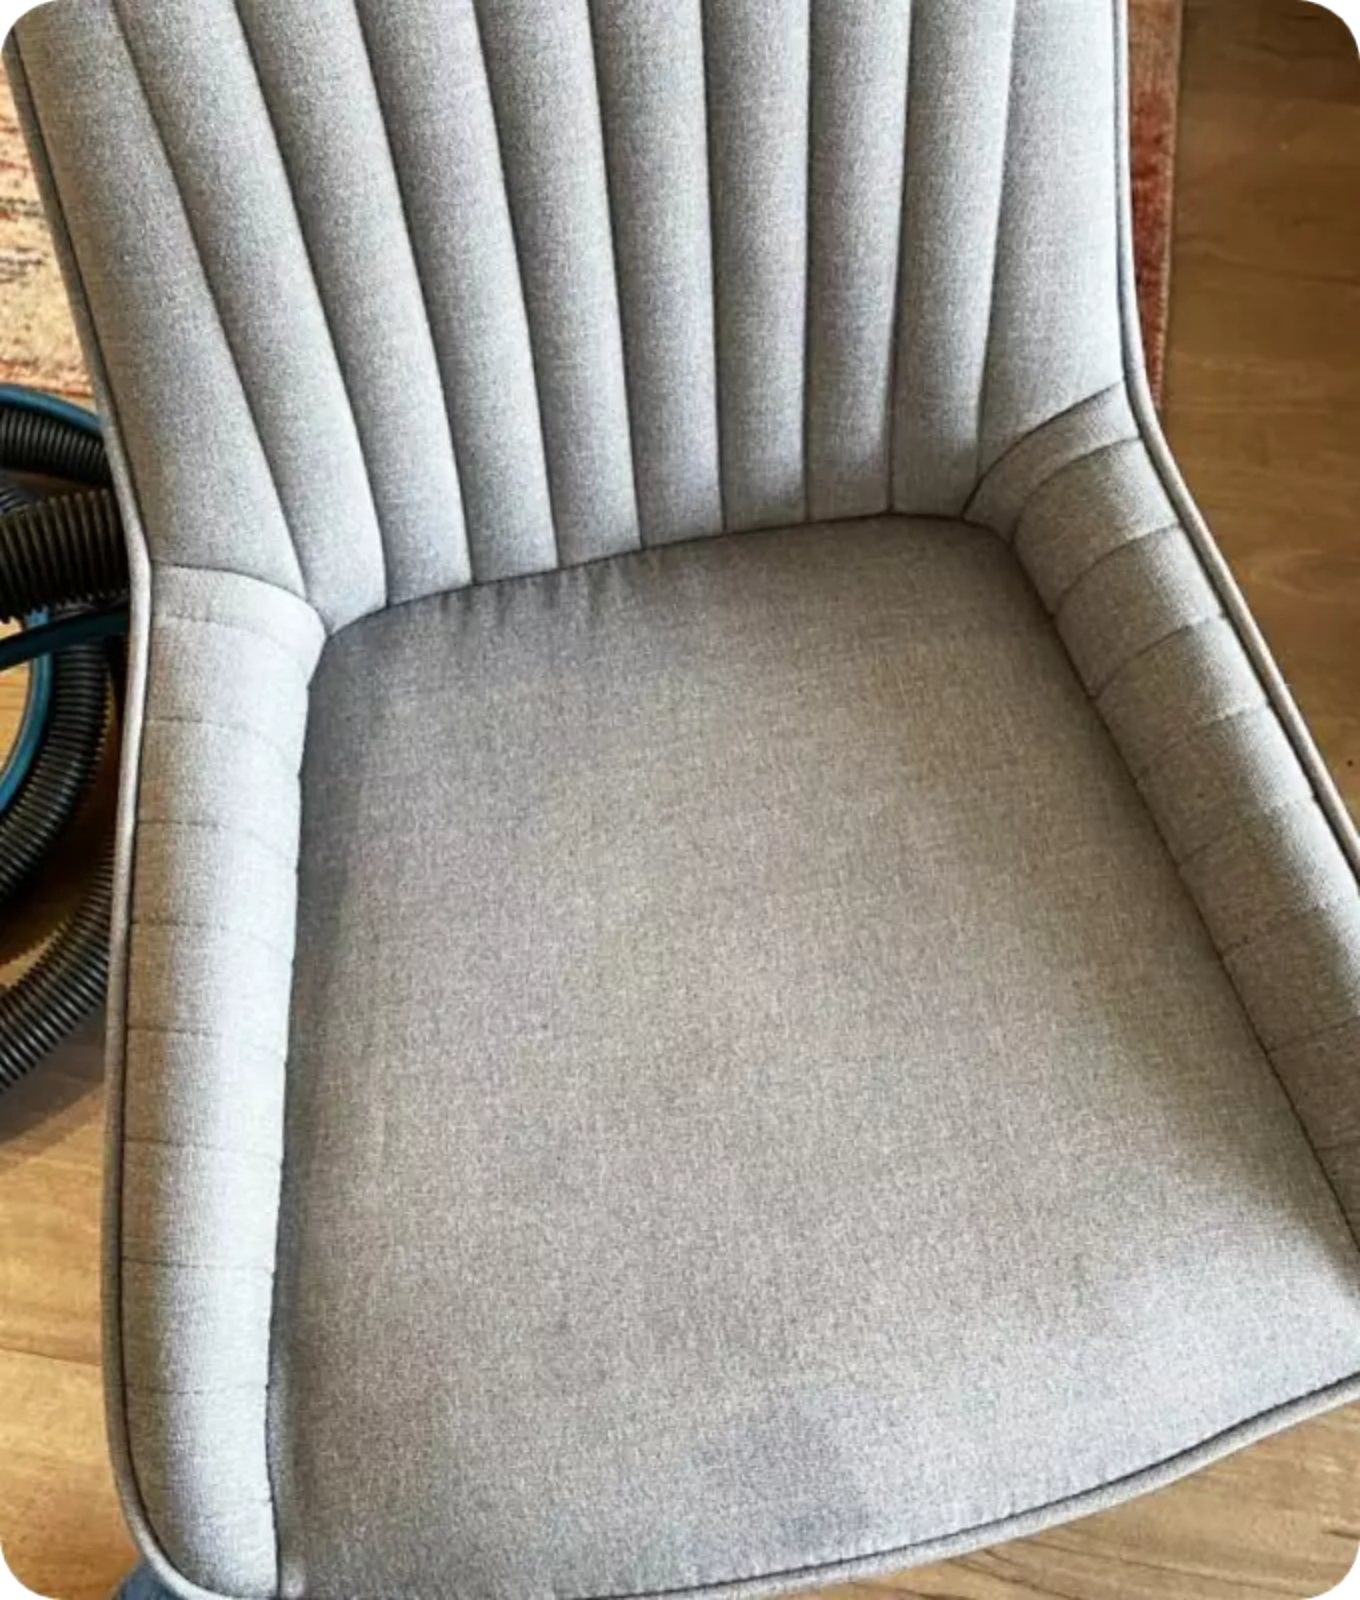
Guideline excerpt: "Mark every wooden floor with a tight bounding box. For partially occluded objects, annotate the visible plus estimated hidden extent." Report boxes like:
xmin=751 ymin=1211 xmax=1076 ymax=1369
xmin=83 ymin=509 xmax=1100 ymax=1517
xmin=1 ymin=1 xmax=1358 ymax=1596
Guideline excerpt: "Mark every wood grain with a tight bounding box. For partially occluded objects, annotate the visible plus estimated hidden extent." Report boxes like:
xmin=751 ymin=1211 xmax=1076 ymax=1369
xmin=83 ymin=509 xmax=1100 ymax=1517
xmin=0 ymin=1027 xmax=135 ymax=1599
xmin=0 ymin=2 xmax=1357 ymax=1597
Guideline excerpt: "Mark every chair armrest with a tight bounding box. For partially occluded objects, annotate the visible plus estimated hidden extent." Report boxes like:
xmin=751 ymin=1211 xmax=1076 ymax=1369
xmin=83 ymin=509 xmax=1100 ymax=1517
xmin=973 ymin=386 xmax=1360 ymax=1248
xmin=110 ymin=563 xmax=323 ymax=1595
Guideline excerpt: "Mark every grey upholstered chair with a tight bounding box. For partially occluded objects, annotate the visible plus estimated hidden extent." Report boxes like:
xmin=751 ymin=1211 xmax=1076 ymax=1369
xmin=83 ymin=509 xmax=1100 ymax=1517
xmin=10 ymin=2 xmax=1360 ymax=1596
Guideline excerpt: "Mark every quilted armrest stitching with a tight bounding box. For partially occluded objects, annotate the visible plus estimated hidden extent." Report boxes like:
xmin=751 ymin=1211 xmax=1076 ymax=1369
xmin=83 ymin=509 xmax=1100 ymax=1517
xmin=1087 ymin=609 xmax=1225 ymax=704
xmin=984 ymin=429 xmax=1147 ymax=535
xmin=154 ymin=612 xmax=319 ymax=676
xmin=126 ymin=1135 xmax=284 ymax=1165
xmin=129 ymin=916 xmax=296 ymax=965
xmin=1102 ymin=0 xmax=1360 ymax=1266
xmin=137 ymin=818 xmax=300 ymax=874
xmin=1217 ymin=889 xmax=1360 ymax=960
xmin=951 ymin=0 xmax=1360 ymax=1277
xmin=1173 ymin=791 xmax=1318 ymax=869
xmin=143 ymin=714 xmax=302 ymax=774
xmin=1048 ymin=520 xmax=1183 ymax=618
xmin=7 ymin=34 xmax=293 ymax=1600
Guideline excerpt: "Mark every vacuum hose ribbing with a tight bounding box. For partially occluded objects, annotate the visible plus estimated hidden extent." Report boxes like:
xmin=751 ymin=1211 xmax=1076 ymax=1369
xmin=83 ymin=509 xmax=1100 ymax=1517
xmin=0 ymin=387 xmax=128 ymax=1093
xmin=0 ymin=492 xmax=127 ymax=615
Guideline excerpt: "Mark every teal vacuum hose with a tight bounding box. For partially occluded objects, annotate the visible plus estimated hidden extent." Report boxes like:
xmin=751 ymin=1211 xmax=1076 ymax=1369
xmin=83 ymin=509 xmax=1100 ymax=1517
xmin=0 ymin=386 xmax=129 ymax=1091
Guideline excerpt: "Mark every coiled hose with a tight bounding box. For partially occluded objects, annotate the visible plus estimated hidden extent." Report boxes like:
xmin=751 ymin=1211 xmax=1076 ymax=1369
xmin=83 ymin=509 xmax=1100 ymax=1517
xmin=0 ymin=385 xmax=129 ymax=1092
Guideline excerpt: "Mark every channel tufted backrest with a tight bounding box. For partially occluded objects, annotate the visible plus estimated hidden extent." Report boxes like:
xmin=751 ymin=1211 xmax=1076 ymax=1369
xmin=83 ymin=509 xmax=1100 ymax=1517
xmin=15 ymin=0 xmax=1124 ymax=631
xmin=14 ymin=6 xmax=1360 ymax=1596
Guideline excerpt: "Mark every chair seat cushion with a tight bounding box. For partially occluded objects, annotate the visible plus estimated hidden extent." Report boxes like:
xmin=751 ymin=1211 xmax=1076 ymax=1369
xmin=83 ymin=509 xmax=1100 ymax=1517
xmin=272 ymin=517 xmax=1360 ymax=1599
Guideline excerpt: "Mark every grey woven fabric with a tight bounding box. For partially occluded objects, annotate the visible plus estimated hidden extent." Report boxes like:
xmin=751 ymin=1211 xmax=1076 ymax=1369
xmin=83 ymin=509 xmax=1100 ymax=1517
xmin=275 ymin=519 xmax=1360 ymax=1600
xmin=970 ymin=409 xmax=1360 ymax=1229
xmin=12 ymin=0 xmax=1126 ymax=626
xmin=8 ymin=1 xmax=1360 ymax=1597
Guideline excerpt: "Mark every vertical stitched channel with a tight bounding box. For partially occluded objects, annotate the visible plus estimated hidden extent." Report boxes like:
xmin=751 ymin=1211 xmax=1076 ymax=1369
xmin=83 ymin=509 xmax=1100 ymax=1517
xmin=350 ymin=0 xmax=474 ymax=587
xmin=699 ymin=0 xmax=728 ymax=535
xmin=973 ymin=1 xmax=1021 ymax=488
xmin=106 ymin=0 xmax=307 ymax=603
xmin=230 ymin=0 xmax=390 ymax=609
xmin=800 ymin=0 xmax=814 ymax=524
xmin=885 ymin=0 xmax=918 ymax=512
xmin=584 ymin=0 xmax=645 ymax=550
xmin=467 ymin=0 xmax=562 ymax=568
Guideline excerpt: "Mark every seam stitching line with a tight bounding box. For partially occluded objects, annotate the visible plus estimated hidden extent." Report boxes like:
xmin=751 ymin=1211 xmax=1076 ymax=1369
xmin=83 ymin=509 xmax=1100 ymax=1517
xmin=884 ymin=2 xmax=919 ymax=515
xmin=1175 ymin=792 xmax=1319 ymax=870
xmin=971 ymin=1 xmax=1020 ymax=489
xmin=230 ymin=0 xmax=389 ymax=612
xmin=349 ymin=0 xmax=476 ymax=590
xmin=584 ymin=0 xmax=645 ymax=555
xmin=1047 ymin=519 xmax=1183 ymax=619
xmin=468 ymin=0 xmax=562 ymax=570
xmin=106 ymin=1 xmax=306 ymax=602
xmin=963 ymin=382 xmax=1129 ymax=526
xmin=699 ymin=0 xmax=728 ymax=535
xmin=1092 ymin=611 xmax=1226 ymax=706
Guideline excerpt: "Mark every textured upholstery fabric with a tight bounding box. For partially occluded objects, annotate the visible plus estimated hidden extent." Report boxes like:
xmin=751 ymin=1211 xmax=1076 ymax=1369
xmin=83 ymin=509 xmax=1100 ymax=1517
xmin=8 ymin=1 xmax=1360 ymax=1597
xmin=275 ymin=519 xmax=1360 ymax=1600
xmin=969 ymin=391 xmax=1360 ymax=1230
xmin=12 ymin=0 xmax=1125 ymax=627
xmin=122 ymin=565 xmax=323 ymax=1590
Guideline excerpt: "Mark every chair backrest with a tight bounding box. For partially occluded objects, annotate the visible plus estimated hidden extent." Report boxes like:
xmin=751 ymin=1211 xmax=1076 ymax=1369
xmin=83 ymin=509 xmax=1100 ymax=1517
xmin=14 ymin=0 xmax=1130 ymax=630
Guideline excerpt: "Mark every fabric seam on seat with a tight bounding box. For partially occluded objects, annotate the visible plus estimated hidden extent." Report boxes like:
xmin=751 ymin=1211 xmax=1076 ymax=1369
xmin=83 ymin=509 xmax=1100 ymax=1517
xmin=550 ymin=1370 xmax=1360 ymax=1600
xmin=1128 ymin=700 xmax=1269 ymax=784
xmin=143 ymin=715 xmax=301 ymax=773
xmin=156 ymin=614 xmax=315 ymax=678
xmin=127 ymin=1384 xmax=275 ymax=1399
xmin=156 ymin=619 xmax=314 ymax=671
xmin=125 ymin=1134 xmax=284 ymax=1165
xmin=1317 ymin=1133 xmax=1360 ymax=1157
xmin=130 ymin=915 xmax=295 ymax=964
xmin=1270 ymin=1012 xmax=1360 ymax=1058
xmin=1220 ymin=889 xmax=1360 ymax=960
xmin=155 ymin=564 xmax=326 ymax=637
xmin=126 ymin=1021 xmax=285 ymax=1054
xmin=124 ymin=1256 xmax=275 ymax=1275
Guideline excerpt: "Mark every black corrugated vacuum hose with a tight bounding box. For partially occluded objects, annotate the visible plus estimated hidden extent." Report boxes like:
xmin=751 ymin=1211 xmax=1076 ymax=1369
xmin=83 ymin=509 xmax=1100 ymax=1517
xmin=0 ymin=388 xmax=129 ymax=1092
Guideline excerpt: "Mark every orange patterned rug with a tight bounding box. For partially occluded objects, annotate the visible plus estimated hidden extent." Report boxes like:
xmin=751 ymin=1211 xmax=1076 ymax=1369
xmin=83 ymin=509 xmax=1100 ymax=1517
xmin=0 ymin=64 xmax=89 ymax=402
xmin=0 ymin=4 xmax=1183 ymax=410
xmin=1128 ymin=0 xmax=1185 ymax=400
